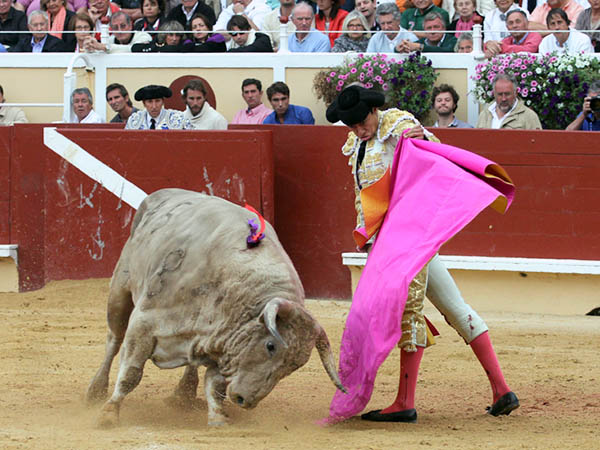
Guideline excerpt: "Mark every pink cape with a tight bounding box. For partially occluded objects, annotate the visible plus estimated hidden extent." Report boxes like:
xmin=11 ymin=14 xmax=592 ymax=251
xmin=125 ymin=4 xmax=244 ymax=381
xmin=325 ymin=136 xmax=515 ymax=423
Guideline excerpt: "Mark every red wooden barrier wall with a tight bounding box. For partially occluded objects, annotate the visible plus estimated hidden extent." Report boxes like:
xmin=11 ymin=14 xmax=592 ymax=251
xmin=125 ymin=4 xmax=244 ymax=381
xmin=2 ymin=124 xmax=599 ymax=298
xmin=0 ymin=127 xmax=11 ymax=243
xmin=8 ymin=124 xmax=274 ymax=291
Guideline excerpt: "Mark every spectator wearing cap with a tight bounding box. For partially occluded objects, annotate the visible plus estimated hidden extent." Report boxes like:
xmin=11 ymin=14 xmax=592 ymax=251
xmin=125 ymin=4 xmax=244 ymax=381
xmin=0 ymin=0 xmax=28 ymax=49
xmin=484 ymin=9 xmax=542 ymax=57
xmin=262 ymin=81 xmax=315 ymax=125
xmin=182 ymin=79 xmax=228 ymax=130
xmin=483 ymin=0 xmax=523 ymax=43
xmin=71 ymin=87 xmax=104 ymax=123
xmin=125 ymin=84 xmax=192 ymax=129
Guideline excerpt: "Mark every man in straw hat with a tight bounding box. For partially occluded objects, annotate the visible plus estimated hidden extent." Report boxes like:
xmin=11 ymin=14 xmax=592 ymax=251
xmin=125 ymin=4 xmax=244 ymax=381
xmin=125 ymin=84 xmax=192 ymax=130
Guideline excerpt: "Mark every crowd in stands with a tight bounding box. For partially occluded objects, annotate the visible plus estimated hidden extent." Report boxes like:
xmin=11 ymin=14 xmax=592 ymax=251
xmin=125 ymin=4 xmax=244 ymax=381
xmin=0 ymin=0 xmax=598 ymax=53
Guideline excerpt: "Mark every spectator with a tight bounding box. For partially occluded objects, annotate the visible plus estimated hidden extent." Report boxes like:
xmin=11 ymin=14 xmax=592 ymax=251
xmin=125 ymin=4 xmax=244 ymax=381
xmin=262 ymin=0 xmax=296 ymax=51
xmin=86 ymin=0 xmax=121 ymax=32
xmin=566 ymin=80 xmax=600 ymax=131
xmin=231 ymin=78 xmax=273 ymax=124
xmin=71 ymin=87 xmax=103 ymax=123
xmin=529 ymin=0 xmax=584 ymax=32
xmin=15 ymin=0 xmax=86 ymax=17
xmin=69 ymin=11 xmax=93 ymax=51
xmin=356 ymin=0 xmax=378 ymax=31
xmin=106 ymin=83 xmax=138 ymax=123
xmin=263 ymin=81 xmax=315 ymax=124
xmin=431 ymin=83 xmax=472 ymax=128
xmin=182 ymin=12 xmax=226 ymax=51
xmin=131 ymin=19 xmax=184 ymax=50
xmin=396 ymin=0 xmax=445 ymax=14
xmin=10 ymin=10 xmax=68 ymax=51
xmin=366 ymin=3 xmax=417 ymax=52
xmin=539 ymin=7 xmax=594 ymax=53
xmin=0 ymin=0 xmax=28 ymax=49
xmin=0 ymin=85 xmax=28 ymax=125
xmin=112 ymin=0 xmax=141 ymax=22
xmin=166 ymin=0 xmax=216 ymax=31
xmin=213 ymin=0 xmax=270 ymax=31
xmin=125 ymin=84 xmax=192 ymax=129
xmin=398 ymin=10 xmax=457 ymax=52
xmin=477 ymin=73 xmax=541 ymax=130
xmin=401 ymin=0 xmax=449 ymax=39
xmin=226 ymin=14 xmax=273 ymax=51
xmin=288 ymin=2 xmax=331 ymax=52
xmin=575 ymin=0 xmax=600 ymax=52
xmin=0 ymin=42 xmax=6 ymax=51
xmin=133 ymin=0 xmax=164 ymax=36
xmin=41 ymin=0 xmax=76 ymax=51
xmin=449 ymin=0 xmax=483 ymax=38
xmin=454 ymin=31 xmax=473 ymax=51
xmin=483 ymin=0 xmax=522 ymax=43
xmin=332 ymin=9 xmax=370 ymax=52
xmin=84 ymin=10 xmax=151 ymax=51
xmin=182 ymin=79 xmax=228 ymax=130
xmin=314 ymin=0 xmax=348 ymax=47
xmin=484 ymin=9 xmax=542 ymax=57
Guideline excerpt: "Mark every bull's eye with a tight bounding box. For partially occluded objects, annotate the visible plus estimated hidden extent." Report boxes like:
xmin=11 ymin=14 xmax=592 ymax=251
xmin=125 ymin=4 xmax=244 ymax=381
xmin=266 ymin=341 xmax=276 ymax=355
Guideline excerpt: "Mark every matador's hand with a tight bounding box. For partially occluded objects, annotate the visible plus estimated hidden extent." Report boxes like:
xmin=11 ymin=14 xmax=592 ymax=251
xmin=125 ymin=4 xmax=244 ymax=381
xmin=404 ymin=125 xmax=425 ymax=140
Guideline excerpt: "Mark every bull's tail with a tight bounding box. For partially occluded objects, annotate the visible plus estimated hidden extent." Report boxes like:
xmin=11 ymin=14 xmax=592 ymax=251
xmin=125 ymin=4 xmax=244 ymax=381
xmin=245 ymin=204 xmax=265 ymax=248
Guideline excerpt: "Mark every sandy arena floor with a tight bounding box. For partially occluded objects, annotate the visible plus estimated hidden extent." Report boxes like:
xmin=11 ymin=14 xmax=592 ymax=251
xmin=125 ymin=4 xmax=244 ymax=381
xmin=0 ymin=279 xmax=598 ymax=449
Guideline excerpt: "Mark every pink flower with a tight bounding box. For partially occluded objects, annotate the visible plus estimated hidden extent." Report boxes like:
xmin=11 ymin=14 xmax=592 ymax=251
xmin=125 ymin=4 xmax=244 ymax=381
xmin=337 ymin=80 xmax=344 ymax=86
xmin=350 ymin=68 xmax=357 ymax=73
xmin=336 ymin=86 xmax=342 ymax=91
xmin=330 ymin=71 xmax=336 ymax=77
xmin=382 ymin=83 xmax=389 ymax=90
xmin=522 ymin=88 xmax=529 ymax=96
xmin=365 ymin=82 xmax=373 ymax=88
xmin=359 ymin=72 xmax=365 ymax=81
xmin=381 ymin=69 xmax=388 ymax=74
xmin=521 ymin=73 xmax=527 ymax=78
xmin=326 ymin=77 xmax=331 ymax=82
xmin=531 ymin=80 xmax=538 ymax=87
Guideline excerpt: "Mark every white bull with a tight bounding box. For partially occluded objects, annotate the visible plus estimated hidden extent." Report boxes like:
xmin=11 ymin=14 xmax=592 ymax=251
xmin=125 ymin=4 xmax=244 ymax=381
xmin=86 ymin=188 xmax=346 ymax=427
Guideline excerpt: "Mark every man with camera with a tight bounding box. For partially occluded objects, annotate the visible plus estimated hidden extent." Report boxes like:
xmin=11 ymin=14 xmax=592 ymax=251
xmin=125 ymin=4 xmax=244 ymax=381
xmin=566 ymin=81 xmax=600 ymax=131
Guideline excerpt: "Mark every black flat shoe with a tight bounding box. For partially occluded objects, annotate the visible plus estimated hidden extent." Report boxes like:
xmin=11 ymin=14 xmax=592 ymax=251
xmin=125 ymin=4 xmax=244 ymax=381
xmin=486 ymin=391 xmax=520 ymax=416
xmin=361 ymin=408 xmax=417 ymax=423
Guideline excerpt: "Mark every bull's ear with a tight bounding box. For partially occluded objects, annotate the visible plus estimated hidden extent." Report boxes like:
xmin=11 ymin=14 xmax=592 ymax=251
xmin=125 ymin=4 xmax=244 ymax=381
xmin=259 ymin=298 xmax=294 ymax=348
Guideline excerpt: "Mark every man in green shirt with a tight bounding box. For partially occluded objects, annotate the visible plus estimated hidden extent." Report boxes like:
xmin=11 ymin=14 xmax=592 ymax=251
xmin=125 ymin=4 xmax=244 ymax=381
xmin=400 ymin=0 xmax=449 ymax=38
xmin=398 ymin=11 xmax=457 ymax=52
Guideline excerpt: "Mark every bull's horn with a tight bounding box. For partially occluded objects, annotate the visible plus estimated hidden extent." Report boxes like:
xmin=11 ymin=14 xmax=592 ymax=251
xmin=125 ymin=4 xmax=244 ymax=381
xmin=260 ymin=298 xmax=292 ymax=349
xmin=314 ymin=323 xmax=347 ymax=394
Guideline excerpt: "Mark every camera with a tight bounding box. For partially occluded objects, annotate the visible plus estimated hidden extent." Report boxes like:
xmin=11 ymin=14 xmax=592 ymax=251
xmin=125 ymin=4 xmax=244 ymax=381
xmin=590 ymin=96 xmax=600 ymax=113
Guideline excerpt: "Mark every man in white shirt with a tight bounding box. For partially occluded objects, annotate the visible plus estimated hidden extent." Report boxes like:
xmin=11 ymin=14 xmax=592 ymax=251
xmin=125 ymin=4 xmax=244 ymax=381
xmin=366 ymin=3 xmax=417 ymax=53
xmin=476 ymin=74 xmax=541 ymax=129
xmin=125 ymin=85 xmax=192 ymax=130
xmin=538 ymin=7 xmax=594 ymax=53
xmin=483 ymin=0 xmax=524 ymax=43
xmin=182 ymin=79 xmax=228 ymax=130
xmin=71 ymin=88 xmax=104 ymax=124
xmin=214 ymin=0 xmax=271 ymax=31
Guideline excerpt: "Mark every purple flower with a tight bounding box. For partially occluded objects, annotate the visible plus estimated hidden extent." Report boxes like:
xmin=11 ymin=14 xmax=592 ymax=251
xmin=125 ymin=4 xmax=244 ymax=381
xmin=420 ymin=90 xmax=428 ymax=98
xmin=405 ymin=89 xmax=413 ymax=97
xmin=391 ymin=77 xmax=398 ymax=85
xmin=417 ymin=74 xmax=423 ymax=81
xmin=398 ymin=67 xmax=404 ymax=75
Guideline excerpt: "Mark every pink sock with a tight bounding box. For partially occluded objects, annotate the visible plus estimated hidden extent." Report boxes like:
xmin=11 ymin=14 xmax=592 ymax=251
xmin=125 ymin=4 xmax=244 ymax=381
xmin=381 ymin=346 xmax=424 ymax=413
xmin=470 ymin=331 xmax=510 ymax=403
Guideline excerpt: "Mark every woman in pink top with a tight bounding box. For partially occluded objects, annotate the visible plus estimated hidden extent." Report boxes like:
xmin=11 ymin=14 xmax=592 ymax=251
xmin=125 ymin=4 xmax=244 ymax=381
xmin=16 ymin=0 xmax=87 ymax=16
xmin=449 ymin=0 xmax=484 ymax=38
xmin=314 ymin=0 xmax=348 ymax=48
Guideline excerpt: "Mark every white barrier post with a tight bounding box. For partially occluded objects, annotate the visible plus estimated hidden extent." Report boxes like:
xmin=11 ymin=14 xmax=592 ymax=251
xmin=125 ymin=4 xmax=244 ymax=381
xmin=472 ymin=24 xmax=484 ymax=59
xmin=278 ymin=19 xmax=290 ymax=53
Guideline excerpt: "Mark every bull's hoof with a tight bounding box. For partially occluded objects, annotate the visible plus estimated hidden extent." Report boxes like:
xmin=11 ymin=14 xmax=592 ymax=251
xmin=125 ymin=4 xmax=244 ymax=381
xmin=85 ymin=386 xmax=108 ymax=405
xmin=96 ymin=403 xmax=120 ymax=429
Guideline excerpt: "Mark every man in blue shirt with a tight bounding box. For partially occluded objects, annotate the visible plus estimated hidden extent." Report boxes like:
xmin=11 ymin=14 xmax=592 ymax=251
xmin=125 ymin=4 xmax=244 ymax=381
xmin=288 ymin=2 xmax=330 ymax=52
xmin=566 ymin=81 xmax=600 ymax=131
xmin=263 ymin=81 xmax=315 ymax=125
